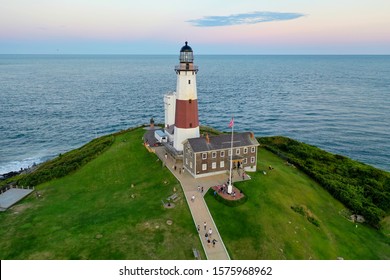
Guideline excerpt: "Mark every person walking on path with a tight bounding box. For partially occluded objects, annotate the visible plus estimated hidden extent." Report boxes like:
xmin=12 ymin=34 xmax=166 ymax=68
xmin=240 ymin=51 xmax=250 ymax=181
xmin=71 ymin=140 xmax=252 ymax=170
xmin=191 ymin=195 xmax=195 ymax=202
xmin=208 ymin=228 xmax=213 ymax=237
xmin=203 ymin=221 xmax=207 ymax=231
xmin=212 ymin=239 xmax=218 ymax=247
xmin=197 ymin=225 xmax=200 ymax=232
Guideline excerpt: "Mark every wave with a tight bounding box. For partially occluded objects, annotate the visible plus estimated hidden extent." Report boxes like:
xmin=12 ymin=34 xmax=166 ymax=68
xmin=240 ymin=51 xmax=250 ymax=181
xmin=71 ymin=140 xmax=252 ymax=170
xmin=0 ymin=155 xmax=53 ymax=175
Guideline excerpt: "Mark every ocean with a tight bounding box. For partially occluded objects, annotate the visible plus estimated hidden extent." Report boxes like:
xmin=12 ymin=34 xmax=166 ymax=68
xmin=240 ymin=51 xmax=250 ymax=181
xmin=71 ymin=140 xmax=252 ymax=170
xmin=0 ymin=55 xmax=389 ymax=174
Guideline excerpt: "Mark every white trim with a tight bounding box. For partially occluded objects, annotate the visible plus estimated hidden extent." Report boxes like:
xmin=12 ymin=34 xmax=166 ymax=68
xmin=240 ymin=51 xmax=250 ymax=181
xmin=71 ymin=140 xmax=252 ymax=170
xmin=193 ymin=169 xmax=227 ymax=178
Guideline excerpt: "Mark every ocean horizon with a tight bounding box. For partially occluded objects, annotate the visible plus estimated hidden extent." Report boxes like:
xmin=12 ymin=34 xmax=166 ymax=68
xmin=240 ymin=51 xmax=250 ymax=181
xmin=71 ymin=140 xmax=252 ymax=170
xmin=1 ymin=54 xmax=389 ymax=174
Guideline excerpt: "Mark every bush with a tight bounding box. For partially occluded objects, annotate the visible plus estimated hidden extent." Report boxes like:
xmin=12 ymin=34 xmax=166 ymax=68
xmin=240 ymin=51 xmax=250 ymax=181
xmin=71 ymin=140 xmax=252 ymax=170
xmin=207 ymin=188 xmax=248 ymax=207
xmin=291 ymin=205 xmax=320 ymax=227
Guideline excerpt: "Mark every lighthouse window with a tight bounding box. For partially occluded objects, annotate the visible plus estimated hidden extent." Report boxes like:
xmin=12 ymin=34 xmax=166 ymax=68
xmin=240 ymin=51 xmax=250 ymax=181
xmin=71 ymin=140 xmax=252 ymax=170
xmin=188 ymin=80 xmax=191 ymax=84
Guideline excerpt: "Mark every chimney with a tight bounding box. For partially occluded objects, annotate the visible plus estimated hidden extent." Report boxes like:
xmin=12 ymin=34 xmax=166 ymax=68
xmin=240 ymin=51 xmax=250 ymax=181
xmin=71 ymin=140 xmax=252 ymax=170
xmin=150 ymin=117 xmax=155 ymax=129
xmin=206 ymin=133 xmax=210 ymax=144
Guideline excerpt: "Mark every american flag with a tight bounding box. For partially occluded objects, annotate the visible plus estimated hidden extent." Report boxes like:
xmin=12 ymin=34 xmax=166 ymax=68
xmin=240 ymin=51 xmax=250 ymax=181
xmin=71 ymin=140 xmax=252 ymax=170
xmin=228 ymin=117 xmax=234 ymax=128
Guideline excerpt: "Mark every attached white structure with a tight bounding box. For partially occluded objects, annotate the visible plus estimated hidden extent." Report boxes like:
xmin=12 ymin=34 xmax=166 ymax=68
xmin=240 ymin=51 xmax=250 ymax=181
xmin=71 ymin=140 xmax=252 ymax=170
xmin=154 ymin=130 xmax=168 ymax=143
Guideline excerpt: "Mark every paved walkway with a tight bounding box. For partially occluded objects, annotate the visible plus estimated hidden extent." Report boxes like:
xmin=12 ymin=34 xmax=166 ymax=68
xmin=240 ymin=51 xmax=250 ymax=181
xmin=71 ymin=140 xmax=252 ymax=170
xmin=154 ymin=146 xmax=248 ymax=260
xmin=0 ymin=187 xmax=34 ymax=211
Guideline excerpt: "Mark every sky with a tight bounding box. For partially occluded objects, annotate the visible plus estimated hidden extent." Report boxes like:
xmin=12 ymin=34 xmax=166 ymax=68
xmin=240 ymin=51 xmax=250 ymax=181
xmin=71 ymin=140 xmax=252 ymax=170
xmin=0 ymin=0 xmax=389 ymax=54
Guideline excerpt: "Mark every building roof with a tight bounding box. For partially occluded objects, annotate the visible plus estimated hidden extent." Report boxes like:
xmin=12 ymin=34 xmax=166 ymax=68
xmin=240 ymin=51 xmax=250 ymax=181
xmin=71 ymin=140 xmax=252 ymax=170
xmin=186 ymin=132 xmax=259 ymax=153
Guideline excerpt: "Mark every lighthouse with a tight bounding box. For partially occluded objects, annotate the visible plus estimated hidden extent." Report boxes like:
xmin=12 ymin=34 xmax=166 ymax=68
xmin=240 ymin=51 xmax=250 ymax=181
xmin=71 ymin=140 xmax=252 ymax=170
xmin=173 ymin=42 xmax=200 ymax=152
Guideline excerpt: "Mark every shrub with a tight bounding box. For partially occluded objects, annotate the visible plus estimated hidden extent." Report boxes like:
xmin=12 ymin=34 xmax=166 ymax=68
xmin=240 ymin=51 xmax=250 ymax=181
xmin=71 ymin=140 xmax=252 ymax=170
xmin=207 ymin=188 xmax=248 ymax=207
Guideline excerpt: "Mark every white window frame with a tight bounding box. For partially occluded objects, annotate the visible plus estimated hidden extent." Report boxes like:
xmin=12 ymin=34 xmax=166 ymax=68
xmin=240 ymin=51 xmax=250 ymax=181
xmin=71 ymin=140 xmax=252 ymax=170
xmin=190 ymin=162 xmax=193 ymax=168
xmin=220 ymin=151 xmax=225 ymax=157
xmin=243 ymin=158 xmax=247 ymax=164
xmin=212 ymin=151 xmax=217 ymax=158
xmin=220 ymin=161 xmax=225 ymax=168
xmin=202 ymin=163 xmax=207 ymax=171
xmin=236 ymin=148 xmax=240 ymax=155
xmin=244 ymin=147 xmax=248 ymax=154
xmin=202 ymin=153 xmax=207 ymax=160
xmin=251 ymin=146 xmax=256 ymax=153
xmin=212 ymin=162 xmax=217 ymax=169
xmin=251 ymin=156 xmax=255 ymax=164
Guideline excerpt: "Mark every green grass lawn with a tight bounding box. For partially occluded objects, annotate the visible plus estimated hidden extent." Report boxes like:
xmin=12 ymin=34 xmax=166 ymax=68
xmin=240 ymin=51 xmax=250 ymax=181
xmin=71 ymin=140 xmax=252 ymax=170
xmin=205 ymin=148 xmax=390 ymax=260
xmin=0 ymin=128 xmax=203 ymax=259
xmin=2 ymin=128 xmax=389 ymax=260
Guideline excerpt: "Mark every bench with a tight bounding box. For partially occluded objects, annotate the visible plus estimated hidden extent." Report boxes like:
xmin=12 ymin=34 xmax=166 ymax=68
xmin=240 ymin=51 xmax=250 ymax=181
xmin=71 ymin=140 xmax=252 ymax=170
xmin=167 ymin=193 xmax=179 ymax=201
xmin=192 ymin=248 xmax=201 ymax=260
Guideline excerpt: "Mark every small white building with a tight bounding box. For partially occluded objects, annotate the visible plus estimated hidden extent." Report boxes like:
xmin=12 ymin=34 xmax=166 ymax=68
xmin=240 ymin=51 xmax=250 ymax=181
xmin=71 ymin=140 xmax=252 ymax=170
xmin=154 ymin=130 xmax=168 ymax=143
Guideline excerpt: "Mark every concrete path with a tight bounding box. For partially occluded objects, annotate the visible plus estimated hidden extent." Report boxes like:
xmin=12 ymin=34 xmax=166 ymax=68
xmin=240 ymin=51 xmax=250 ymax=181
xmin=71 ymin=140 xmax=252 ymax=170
xmin=0 ymin=187 xmax=34 ymax=211
xmin=154 ymin=147 xmax=232 ymax=260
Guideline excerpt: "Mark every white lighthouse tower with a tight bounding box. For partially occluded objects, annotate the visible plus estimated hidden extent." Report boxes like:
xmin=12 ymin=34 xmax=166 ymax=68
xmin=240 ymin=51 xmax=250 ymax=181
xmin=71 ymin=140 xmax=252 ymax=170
xmin=173 ymin=42 xmax=200 ymax=152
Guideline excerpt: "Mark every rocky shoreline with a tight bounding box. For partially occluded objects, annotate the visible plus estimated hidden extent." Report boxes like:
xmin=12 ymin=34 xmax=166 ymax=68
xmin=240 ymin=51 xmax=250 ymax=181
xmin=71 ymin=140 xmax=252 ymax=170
xmin=0 ymin=164 xmax=38 ymax=181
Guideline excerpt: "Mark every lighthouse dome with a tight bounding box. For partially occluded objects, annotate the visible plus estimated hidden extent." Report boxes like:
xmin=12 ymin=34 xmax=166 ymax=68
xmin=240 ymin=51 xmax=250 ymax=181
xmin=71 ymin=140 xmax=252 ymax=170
xmin=180 ymin=41 xmax=193 ymax=52
xmin=179 ymin=42 xmax=194 ymax=63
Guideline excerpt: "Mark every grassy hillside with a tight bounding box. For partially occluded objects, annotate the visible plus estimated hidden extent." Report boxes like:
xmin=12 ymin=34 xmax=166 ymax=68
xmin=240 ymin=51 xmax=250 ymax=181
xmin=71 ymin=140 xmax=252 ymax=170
xmin=260 ymin=136 xmax=390 ymax=228
xmin=1 ymin=127 xmax=389 ymax=260
xmin=0 ymin=128 xmax=203 ymax=259
xmin=205 ymin=148 xmax=390 ymax=259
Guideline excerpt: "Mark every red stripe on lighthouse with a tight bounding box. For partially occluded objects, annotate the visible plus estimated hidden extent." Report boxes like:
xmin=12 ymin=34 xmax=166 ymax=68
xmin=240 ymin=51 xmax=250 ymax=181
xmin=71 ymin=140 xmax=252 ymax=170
xmin=175 ymin=99 xmax=199 ymax=128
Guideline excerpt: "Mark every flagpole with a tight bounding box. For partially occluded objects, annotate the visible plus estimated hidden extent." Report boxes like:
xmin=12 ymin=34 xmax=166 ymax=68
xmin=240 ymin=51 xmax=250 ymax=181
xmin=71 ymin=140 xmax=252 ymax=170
xmin=228 ymin=117 xmax=234 ymax=194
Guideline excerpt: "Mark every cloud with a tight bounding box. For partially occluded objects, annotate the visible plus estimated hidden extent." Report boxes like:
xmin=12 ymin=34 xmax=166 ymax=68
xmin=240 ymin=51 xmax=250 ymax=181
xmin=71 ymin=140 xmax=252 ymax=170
xmin=187 ymin=11 xmax=306 ymax=27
